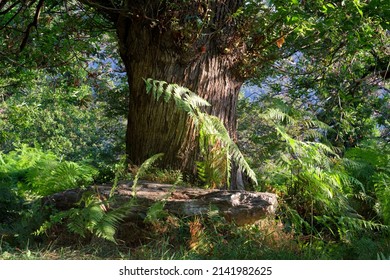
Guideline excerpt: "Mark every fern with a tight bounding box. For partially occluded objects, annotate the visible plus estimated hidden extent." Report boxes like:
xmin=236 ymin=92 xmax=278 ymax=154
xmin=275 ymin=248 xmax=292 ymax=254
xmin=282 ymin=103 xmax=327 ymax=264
xmin=109 ymin=155 xmax=131 ymax=198
xmin=145 ymin=78 xmax=210 ymax=113
xmin=37 ymin=191 xmax=135 ymax=243
xmin=36 ymin=153 xmax=166 ymax=243
xmin=377 ymin=252 xmax=390 ymax=260
xmin=132 ymin=153 xmax=164 ymax=196
xmin=374 ymin=172 xmax=390 ymax=224
xmin=0 ymin=145 xmax=97 ymax=197
xmin=144 ymin=200 xmax=168 ymax=224
xmin=343 ymin=140 xmax=390 ymax=224
xmin=144 ymin=78 xmax=257 ymax=188
xmin=26 ymin=161 xmax=97 ymax=196
xmin=239 ymin=97 xmax=389 ymax=239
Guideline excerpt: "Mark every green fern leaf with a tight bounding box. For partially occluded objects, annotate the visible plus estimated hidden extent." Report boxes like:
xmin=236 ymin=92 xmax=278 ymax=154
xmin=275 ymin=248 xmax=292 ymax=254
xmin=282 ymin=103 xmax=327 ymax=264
xmin=132 ymin=153 xmax=164 ymax=196
xmin=144 ymin=78 xmax=257 ymax=188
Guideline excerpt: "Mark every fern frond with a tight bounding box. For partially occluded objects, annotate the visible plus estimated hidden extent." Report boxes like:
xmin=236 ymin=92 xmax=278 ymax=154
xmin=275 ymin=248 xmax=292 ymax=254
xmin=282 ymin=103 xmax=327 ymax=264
xmin=145 ymin=200 xmax=168 ymax=224
xmin=92 ymin=207 xmax=128 ymax=243
xmin=40 ymin=192 xmax=135 ymax=243
xmin=145 ymin=78 xmax=258 ymax=188
xmin=307 ymin=142 xmax=337 ymax=156
xmin=132 ymin=153 xmax=164 ymax=196
xmin=144 ymin=78 xmax=210 ymax=113
xmin=374 ymin=172 xmax=390 ymax=224
xmin=261 ymin=108 xmax=295 ymax=125
xmin=204 ymin=115 xmax=258 ymax=186
xmin=26 ymin=160 xmax=97 ymax=196
xmin=185 ymin=91 xmax=211 ymax=109
xmin=377 ymin=252 xmax=390 ymax=260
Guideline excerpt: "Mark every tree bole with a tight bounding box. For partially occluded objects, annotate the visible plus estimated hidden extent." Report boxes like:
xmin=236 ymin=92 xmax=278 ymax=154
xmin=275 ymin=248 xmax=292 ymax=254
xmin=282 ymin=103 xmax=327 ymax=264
xmin=115 ymin=1 xmax=245 ymax=183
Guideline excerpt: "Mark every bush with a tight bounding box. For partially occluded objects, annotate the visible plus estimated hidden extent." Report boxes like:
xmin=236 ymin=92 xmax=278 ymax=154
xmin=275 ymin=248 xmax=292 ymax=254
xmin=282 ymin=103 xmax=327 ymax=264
xmin=237 ymin=96 xmax=388 ymax=240
xmin=0 ymin=145 xmax=97 ymax=197
xmin=0 ymin=145 xmax=98 ymax=236
xmin=0 ymin=71 xmax=126 ymax=175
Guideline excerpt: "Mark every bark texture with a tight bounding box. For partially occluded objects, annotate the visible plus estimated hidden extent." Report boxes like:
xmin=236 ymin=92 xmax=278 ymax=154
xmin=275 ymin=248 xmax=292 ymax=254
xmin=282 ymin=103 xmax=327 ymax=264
xmin=115 ymin=1 xmax=245 ymax=177
xmin=79 ymin=1 xmax=246 ymax=184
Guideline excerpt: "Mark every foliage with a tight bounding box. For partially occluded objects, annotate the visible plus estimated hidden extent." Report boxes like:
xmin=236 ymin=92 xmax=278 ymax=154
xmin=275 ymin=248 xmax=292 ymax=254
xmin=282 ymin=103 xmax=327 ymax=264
xmin=2 ymin=213 xmax=390 ymax=260
xmin=0 ymin=0 xmax=389 ymax=260
xmin=0 ymin=145 xmax=99 ymax=245
xmin=109 ymin=155 xmax=133 ymax=198
xmin=36 ymin=153 xmax=168 ymax=244
xmin=196 ymin=129 xmax=230 ymax=189
xmin=237 ymin=95 xmax=388 ymax=240
xmin=0 ymin=145 xmax=97 ymax=197
xmin=237 ymin=0 xmax=389 ymax=238
xmin=131 ymin=153 xmax=165 ymax=195
xmin=0 ymin=200 xmax=51 ymax=247
xmin=377 ymin=252 xmax=390 ymax=260
xmin=374 ymin=171 xmax=390 ymax=225
xmin=0 ymin=66 xmax=126 ymax=175
xmin=0 ymin=2 xmax=127 ymax=181
xmin=36 ymin=191 xmax=135 ymax=244
xmin=144 ymin=168 xmax=184 ymax=226
xmin=144 ymin=200 xmax=168 ymax=223
xmin=344 ymin=140 xmax=390 ymax=224
xmin=196 ymin=115 xmax=234 ymax=189
xmin=135 ymin=168 xmax=184 ymax=185
xmin=27 ymin=161 xmax=97 ymax=197
xmin=145 ymin=78 xmax=257 ymax=188
xmin=247 ymin=0 xmax=390 ymax=148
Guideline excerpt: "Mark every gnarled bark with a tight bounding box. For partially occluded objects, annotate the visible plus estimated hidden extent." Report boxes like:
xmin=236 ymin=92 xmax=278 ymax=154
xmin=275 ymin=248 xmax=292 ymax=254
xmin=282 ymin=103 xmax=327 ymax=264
xmin=115 ymin=1 xmax=245 ymax=182
xmin=80 ymin=0 xmax=247 ymax=187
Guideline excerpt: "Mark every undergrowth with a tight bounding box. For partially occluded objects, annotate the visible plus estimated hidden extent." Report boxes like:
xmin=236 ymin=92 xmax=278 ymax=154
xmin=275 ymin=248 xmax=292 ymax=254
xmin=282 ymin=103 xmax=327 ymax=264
xmin=0 ymin=145 xmax=98 ymax=246
xmin=2 ymin=213 xmax=389 ymax=260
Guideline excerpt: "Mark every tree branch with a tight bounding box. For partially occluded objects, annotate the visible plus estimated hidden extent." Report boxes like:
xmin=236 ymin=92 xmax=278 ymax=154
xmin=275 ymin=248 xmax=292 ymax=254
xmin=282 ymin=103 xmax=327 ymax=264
xmin=0 ymin=3 xmax=24 ymax=31
xmin=19 ymin=0 xmax=45 ymax=51
xmin=77 ymin=0 xmax=120 ymax=21
xmin=0 ymin=1 xmax=19 ymax=15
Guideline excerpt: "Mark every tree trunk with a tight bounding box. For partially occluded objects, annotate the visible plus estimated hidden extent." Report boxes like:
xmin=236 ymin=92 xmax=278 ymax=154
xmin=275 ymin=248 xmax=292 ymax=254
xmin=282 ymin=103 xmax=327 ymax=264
xmin=115 ymin=1 xmax=244 ymax=183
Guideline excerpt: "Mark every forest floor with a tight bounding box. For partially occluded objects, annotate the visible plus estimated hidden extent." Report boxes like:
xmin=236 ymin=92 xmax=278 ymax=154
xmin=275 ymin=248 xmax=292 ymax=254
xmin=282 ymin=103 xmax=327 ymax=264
xmin=2 ymin=214 xmax=390 ymax=260
xmin=1 ymin=180 xmax=390 ymax=260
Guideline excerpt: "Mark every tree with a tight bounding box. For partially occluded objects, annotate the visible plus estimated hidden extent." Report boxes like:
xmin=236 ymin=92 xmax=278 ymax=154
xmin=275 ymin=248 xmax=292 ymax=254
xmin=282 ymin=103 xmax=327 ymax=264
xmin=244 ymin=1 xmax=389 ymax=149
xmin=1 ymin=0 xmax=388 ymax=185
xmin=88 ymin=0 xmax=249 ymax=176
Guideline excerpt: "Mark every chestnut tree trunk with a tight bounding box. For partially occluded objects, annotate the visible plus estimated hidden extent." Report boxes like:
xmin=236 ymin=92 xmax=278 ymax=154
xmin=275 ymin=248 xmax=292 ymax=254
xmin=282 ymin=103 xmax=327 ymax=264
xmin=116 ymin=1 xmax=242 ymax=179
xmin=88 ymin=1 xmax=246 ymax=184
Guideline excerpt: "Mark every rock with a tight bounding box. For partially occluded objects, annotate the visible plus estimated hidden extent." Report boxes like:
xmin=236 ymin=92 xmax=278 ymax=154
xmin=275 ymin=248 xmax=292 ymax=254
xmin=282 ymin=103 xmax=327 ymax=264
xmin=43 ymin=181 xmax=278 ymax=226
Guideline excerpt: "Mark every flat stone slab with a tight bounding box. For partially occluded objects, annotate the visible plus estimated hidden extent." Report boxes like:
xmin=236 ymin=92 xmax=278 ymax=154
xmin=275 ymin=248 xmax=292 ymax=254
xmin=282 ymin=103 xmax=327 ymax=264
xmin=44 ymin=181 xmax=278 ymax=226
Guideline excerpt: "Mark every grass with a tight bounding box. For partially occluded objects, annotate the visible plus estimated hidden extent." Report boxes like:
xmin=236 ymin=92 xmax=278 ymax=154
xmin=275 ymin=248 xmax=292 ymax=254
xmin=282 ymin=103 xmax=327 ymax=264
xmin=2 ymin=215 xmax=389 ymax=260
